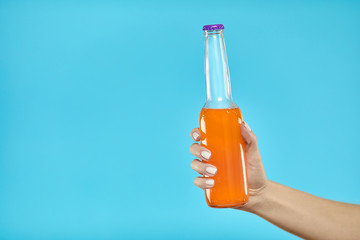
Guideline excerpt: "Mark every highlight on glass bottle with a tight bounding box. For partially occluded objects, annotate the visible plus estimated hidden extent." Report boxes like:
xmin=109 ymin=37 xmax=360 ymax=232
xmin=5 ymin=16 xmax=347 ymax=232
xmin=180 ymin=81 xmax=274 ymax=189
xmin=199 ymin=24 xmax=248 ymax=208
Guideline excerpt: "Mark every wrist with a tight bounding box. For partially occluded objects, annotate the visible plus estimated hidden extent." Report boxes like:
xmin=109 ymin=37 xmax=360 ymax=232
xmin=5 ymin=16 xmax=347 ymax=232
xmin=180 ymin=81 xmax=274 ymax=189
xmin=239 ymin=180 xmax=272 ymax=213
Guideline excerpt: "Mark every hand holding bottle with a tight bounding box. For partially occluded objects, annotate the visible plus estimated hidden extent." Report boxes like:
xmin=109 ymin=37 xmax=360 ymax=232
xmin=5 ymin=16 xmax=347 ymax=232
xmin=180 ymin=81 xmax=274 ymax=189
xmin=190 ymin=123 xmax=360 ymax=240
xmin=189 ymin=121 xmax=267 ymax=211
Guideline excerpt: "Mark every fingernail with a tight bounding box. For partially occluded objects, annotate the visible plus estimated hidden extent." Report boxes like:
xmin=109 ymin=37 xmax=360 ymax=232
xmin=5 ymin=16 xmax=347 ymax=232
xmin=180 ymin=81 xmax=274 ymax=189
xmin=201 ymin=151 xmax=211 ymax=160
xmin=243 ymin=121 xmax=252 ymax=132
xmin=193 ymin=132 xmax=199 ymax=140
xmin=205 ymin=179 xmax=215 ymax=186
xmin=206 ymin=167 xmax=217 ymax=175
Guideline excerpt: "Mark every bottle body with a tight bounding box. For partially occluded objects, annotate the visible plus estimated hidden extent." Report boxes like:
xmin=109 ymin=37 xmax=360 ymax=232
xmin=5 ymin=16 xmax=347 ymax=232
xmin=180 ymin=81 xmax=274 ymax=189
xmin=199 ymin=107 xmax=248 ymax=208
xmin=200 ymin=24 xmax=248 ymax=208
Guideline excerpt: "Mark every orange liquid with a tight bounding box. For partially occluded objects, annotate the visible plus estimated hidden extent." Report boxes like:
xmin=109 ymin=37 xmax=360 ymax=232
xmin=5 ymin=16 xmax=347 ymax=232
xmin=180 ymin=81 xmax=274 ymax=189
xmin=199 ymin=107 xmax=248 ymax=208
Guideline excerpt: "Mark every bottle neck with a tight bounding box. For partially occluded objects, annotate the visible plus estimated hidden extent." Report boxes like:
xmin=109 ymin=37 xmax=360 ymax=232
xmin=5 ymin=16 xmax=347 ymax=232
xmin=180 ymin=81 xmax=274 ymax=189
xmin=204 ymin=29 xmax=236 ymax=109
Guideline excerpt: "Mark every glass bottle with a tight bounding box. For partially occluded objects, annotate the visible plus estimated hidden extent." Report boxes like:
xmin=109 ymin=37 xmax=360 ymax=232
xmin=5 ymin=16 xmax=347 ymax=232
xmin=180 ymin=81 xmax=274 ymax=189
xmin=199 ymin=24 xmax=248 ymax=208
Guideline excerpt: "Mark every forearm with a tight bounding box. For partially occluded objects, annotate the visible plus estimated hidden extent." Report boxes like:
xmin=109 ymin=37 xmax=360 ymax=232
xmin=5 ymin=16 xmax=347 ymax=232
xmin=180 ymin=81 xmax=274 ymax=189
xmin=247 ymin=180 xmax=360 ymax=240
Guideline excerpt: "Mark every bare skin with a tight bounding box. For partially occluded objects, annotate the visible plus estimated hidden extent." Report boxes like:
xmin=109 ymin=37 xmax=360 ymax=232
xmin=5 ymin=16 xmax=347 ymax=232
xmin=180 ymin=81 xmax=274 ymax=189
xmin=189 ymin=122 xmax=360 ymax=240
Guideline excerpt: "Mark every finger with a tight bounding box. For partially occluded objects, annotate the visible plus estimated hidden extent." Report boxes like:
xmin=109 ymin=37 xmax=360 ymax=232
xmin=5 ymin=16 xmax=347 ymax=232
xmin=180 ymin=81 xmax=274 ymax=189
xmin=240 ymin=121 xmax=258 ymax=150
xmin=189 ymin=143 xmax=211 ymax=161
xmin=190 ymin=128 xmax=201 ymax=141
xmin=190 ymin=159 xmax=217 ymax=176
xmin=194 ymin=177 xmax=215 ymax=189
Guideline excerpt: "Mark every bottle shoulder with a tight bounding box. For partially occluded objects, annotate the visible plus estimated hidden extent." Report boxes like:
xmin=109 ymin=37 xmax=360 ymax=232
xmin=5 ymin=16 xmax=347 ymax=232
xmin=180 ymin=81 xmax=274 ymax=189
xmin=200 ymin=106 xmax=243 ymax=119
xmin=203 ymin=99 xmax=238 ymax=109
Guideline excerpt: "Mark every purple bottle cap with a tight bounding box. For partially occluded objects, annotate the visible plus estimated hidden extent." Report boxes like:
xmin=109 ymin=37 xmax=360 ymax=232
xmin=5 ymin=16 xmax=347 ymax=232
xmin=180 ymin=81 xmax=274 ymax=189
xmin=203 ymin=24 xmax=224 ymax=31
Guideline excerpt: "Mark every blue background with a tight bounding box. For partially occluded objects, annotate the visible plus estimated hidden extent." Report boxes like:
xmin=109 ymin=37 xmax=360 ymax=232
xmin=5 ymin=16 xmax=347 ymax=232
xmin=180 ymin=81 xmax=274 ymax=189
xmin=1 ymin=0 xmax=359 ymax=239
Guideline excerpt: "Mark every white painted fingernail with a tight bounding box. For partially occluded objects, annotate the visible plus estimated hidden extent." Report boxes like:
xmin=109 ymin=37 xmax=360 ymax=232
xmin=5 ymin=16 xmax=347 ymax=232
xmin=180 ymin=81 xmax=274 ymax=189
xmin=206 ymin=167 xmax=217 ymax=175
xmin=243 ymin=122 xmax=252 ymax=131
xmin=201 ymin=151 xmax=211 ymax=160
xmin=193 ymin=132 xmax=199 ymax=140
xmin=206 ymin=179 xmax=214 ymax=186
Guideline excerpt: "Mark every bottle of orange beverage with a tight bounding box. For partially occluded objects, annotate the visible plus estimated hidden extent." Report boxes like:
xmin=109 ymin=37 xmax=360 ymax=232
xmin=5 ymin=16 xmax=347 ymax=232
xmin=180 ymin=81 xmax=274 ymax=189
xmin=199 ymin=24 xmax=248 ymax=208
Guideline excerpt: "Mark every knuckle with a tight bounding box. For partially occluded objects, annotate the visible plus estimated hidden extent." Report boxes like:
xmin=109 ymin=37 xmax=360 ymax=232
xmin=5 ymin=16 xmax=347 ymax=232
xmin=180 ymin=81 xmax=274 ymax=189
xmin=252 ymin=133 xmax=257 ymax=140
xmin=251 ymin=134 xmax=258 ymax=145
xmin=191 ymin=159 xmax=206 ymax=173
xmin=189 ymin=143 xmax=200 ymax=154
xmin=194 ymin=177 xmax=201 ymax=185
xmin=190 ymin=159 xmax=198 ymax=169
xmin=190 ymin=143 xmax=198 ymax=149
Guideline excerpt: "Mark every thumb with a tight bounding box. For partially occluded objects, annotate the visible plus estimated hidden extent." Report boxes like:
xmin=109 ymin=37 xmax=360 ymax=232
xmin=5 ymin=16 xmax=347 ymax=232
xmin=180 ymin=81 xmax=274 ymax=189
xmin=240 ymin=121 xmax=267 ymax=191
xmin=240 ymin=121 xmax=258 ymax=151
